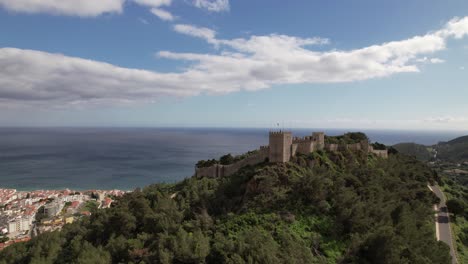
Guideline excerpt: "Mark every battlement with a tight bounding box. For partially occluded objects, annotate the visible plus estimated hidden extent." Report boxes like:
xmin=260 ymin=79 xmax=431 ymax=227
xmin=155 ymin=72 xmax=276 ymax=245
xmin=269 ymin=131 xmax=292 ymax=136
xmin=292 ymin=136 xmax=314 ymax=143
xmin=195 ymin=131 xmax=388 ymax=178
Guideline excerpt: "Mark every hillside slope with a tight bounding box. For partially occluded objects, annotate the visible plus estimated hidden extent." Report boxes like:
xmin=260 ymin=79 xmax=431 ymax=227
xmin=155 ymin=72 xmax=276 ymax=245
xmin=393 ymin=143 xmax=433 ymax=161
xmin=0 ymin=149 xmax=451 ymax=264
xmin=437 ymin=136 xmax=468 ymax=162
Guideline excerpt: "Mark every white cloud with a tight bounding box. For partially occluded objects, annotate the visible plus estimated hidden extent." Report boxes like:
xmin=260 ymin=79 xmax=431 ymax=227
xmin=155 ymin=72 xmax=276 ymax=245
xmin=133 ymin=0 xmax=171 ymax=7
xmin=430 ymin=58 xmax=444 ymax=64
xmin=289 ymin=116 xmax=468 ymax=130
xmin=438 ymin=16 xmax=468 ymax=39
xmin=150 ymin=8 xmax=174 ymax=21
xmin=138 ymin=17 xmax=149 ymax=24
xmin=173 ymin=24 xmax=217 ymax=42
xmin=0 ymin=48 xmax=196 ymax=105
xmin=416 ymin=57 xmax=445 ymax=64
xmin=0 ymin=0 xmax=125 ymax=16
xmin=193 ymin=0 xmax=229 ymax=12
xmin=460 ymin=66 xmax=465 ymax=70
xmin=0 ymin=0 xmax=177 ymax=17
xmin=424 ymin=116 xmax=468 ymax=123
xmin=1 ymin=16 xmax=468 ymax=107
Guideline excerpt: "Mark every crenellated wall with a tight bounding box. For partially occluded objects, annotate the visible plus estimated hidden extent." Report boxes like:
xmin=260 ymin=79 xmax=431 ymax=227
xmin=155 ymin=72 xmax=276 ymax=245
xmin=195 ymin=147 xmax=269 ymax=178
xmin=370 ymin=148 xmax=389 ymax=158
xmin=291 ymin=143 xmax=298 ymax=156
xmin=347 ymin=143 xmax=362 ymax=151
xmin=372 ymin=150 xmax=388 ymax=158
xmin=293 ymin=137 xmax=317 ymax=155
xmin=195 ymin=132 xmax=388 ymax=178
xmin=312 ymin=132 xmax=325 ymax=150
xmin=326 ymin=144 xmax=339 ymax=152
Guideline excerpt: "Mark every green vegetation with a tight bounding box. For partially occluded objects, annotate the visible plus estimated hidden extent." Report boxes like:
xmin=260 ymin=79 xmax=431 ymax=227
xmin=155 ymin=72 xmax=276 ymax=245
xmin=80 ymin=200 xmax=99 ymax=213
xmin=197 ymin=150 xmax=259 ymax=168
xmin=393 ymin=143 xmax=433 ymax=161
xmin=0 ymin=143 xmax=452 ymax=263
xmin=371 ymin=142 xmax=387 ymax=150
xmin=441 ymin=178 xmax=468 ymax=263
xmin=35 ymin=206 xmax=47 ymax=222
xmin=324 ymin=132 xmax=368 ymax=145
xmin=437 ymin=136 xmax=468 ymax=162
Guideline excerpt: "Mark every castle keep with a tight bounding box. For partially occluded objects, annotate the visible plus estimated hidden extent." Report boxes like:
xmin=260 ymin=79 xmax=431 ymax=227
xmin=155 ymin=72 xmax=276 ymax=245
xmin=195 ymin=131 xmax=388 ymax=178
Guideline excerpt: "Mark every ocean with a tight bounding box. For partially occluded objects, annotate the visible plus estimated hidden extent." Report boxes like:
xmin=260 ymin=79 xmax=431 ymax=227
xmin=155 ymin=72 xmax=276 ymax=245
xmin=0 ymin=127 xmax=466 ymax=191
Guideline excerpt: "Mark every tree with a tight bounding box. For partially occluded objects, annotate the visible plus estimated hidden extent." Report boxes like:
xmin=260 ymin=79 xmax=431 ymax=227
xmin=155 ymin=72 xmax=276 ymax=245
xmin=220 ymin=154 xmax=235 ymax=165
xmin=446 ymin=199 xmax=465 ymax=217
xmin=35 ymin=206 xmax=47 ymax=222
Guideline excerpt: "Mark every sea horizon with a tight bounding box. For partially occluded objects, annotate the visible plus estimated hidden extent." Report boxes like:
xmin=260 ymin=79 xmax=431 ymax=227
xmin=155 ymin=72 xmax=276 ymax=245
xmin=1 ymin=127 xmax=466 ymax=191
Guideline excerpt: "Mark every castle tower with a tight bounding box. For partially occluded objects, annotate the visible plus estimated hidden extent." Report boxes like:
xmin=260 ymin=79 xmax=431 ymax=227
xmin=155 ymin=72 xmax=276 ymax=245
xmin=360 ymin=139 xmax=370 ymax=153
xmin=269 ymin=131 xmax=293 ymax=163
xmin=312 ymin=132 xmax=325 ymax=150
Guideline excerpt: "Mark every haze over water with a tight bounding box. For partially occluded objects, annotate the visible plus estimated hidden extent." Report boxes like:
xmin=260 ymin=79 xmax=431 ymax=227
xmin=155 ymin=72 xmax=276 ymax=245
xmin=0 ymin=127 xmax=465 ymax=191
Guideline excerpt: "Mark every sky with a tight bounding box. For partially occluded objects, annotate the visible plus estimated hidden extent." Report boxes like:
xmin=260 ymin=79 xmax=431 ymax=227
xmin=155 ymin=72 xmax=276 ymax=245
xmin=0 ymin=0 xmax=468 ymax=130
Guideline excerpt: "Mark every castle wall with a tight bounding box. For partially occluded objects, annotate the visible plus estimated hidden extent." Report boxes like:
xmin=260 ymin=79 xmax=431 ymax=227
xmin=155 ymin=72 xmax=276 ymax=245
xmin=194 ymin=165 xmax=222 ymax=178
xmin=195 ymin=147 xmax=269 ymax=178
xmin=371 ymin=149 xmax=389 ymax=159
xmin=295 ymin=140 xmax=316 ymax=155
xmin=347 ymin=143 xmax=362 ymax=151
xmin=326 ymin=144 xmax=339 ymax=152
xmin=338 ymin=144 xmax=349 ymax=151
xmin=312 ymin=132 xmax=325 ymax=150
xmin=195 ymin=132 xmax=389 ymax=178
xmin=291 ymin=143 xmax=298 ymax=157
xmin=367 ymin=145 xmax=388 ymax=158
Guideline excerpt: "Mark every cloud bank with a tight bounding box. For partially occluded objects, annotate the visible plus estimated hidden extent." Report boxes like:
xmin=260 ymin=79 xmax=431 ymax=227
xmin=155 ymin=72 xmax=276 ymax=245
xmin=151 ymin=8 xmax=174 ymax=21
xmin=1 ymin=17 xmax=468 ymax=107
xmin=0 ymin=0 xmax=227 ymax=17
xmin=0 ymin=0 xmax=125 ymax=17
xmin=193 ymin=0 xmax=230 ymax=12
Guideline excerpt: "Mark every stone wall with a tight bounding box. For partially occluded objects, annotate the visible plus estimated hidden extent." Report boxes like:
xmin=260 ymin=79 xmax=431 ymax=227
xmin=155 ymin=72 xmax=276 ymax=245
xmin=291 ymin=143 xmax=298 ymax=157
xmin=294 ymin=140 xmax=316 ymax=155
xmin=194 ymin=165 xmax=222 ymax=178
xmin=326 ymin=144 xmax=339 ymax=152
xmin=269 ymin=131 xmax=292 ymax=163
xmin=347 ymin=143 xmax=362 ymax=151
xmin=195 ymin=132 xmax=389 ymax=178
xmin=370 ymin=149 xmax=389 ymax=159
xmin=195 ymin=147 xmax=269 ymax=178
xmin=312 ymin=132 xmax=325 ymax=150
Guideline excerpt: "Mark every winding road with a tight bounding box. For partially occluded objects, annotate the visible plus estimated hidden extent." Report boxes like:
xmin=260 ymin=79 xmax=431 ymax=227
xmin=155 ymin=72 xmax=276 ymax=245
xmin=429 ymin=185 xmax=458 ymax=264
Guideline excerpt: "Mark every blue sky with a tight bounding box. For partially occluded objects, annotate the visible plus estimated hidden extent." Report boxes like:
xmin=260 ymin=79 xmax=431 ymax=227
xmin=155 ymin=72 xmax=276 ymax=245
xmin=0 ymin=0 xmax=468 ymax=130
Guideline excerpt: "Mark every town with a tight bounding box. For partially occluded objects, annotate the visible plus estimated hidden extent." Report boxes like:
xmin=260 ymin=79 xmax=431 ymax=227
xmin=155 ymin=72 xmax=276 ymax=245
xmin=0 ymin=188 xmax=128 ymax=250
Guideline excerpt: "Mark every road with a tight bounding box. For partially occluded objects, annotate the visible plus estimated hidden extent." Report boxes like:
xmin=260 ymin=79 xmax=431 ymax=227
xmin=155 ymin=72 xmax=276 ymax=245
xmin=429 ymin=185 xmax=458 ymax=264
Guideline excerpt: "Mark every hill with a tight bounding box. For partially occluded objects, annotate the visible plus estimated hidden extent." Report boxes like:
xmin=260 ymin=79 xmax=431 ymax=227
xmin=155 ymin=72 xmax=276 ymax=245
xmin=393 ymin=143 xmax=433 ymax=161
xmin=0 ymin=146 xmax=451 ymax=263
xmin=437 ymin=135 xmax=468 ymax=162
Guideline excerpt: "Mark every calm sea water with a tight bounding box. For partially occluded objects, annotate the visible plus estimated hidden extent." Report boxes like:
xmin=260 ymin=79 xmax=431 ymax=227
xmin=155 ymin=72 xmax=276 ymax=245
xmin=0 ymin=127 xmax=465 ymax=191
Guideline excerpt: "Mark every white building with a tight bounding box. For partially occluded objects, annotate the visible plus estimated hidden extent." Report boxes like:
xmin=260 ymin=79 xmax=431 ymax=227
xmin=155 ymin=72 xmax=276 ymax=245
xmin=61 ymin=195 xmax=86 ymax=203
xmin=7 ymin=216 xmax=32 ymax=233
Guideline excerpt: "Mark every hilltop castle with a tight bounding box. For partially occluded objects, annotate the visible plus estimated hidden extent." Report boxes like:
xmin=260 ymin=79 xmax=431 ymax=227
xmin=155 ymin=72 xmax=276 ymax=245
xmin=195 ymin=131 xmax=388 ymax=178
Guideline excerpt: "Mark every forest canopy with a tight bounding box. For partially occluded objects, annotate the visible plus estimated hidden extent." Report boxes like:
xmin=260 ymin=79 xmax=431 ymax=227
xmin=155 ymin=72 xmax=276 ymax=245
xmin=0 ymin=141 xmax=451 ymax=264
